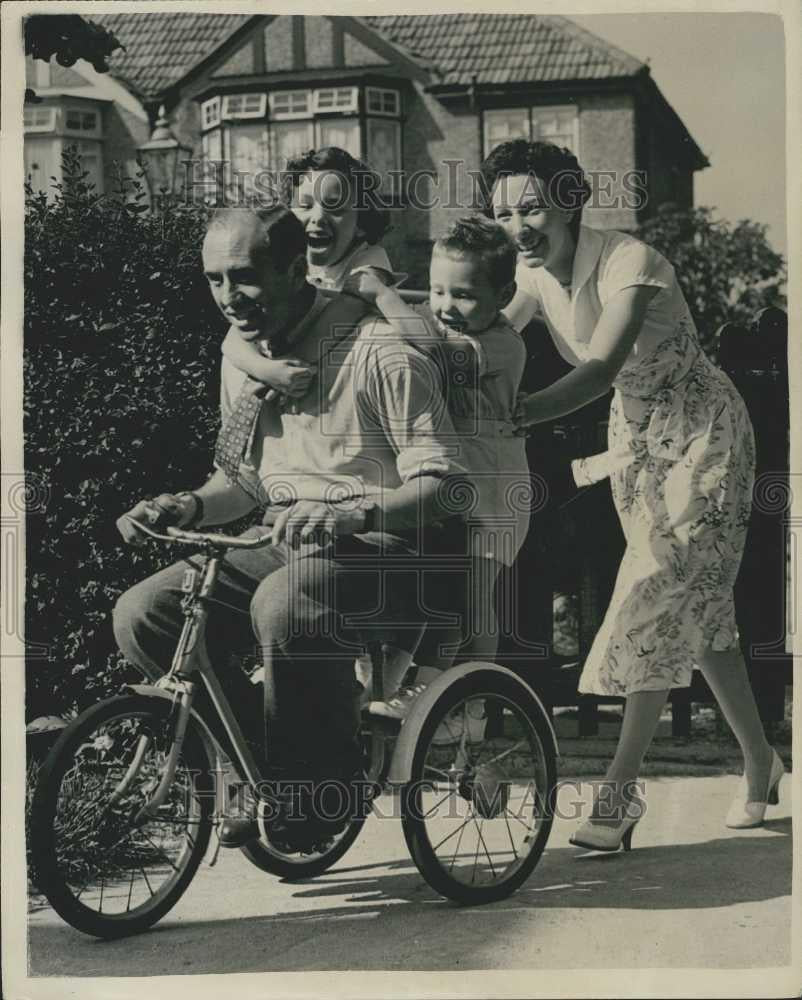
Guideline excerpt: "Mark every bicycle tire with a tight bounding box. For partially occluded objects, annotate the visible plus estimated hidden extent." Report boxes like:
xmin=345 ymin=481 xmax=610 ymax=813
xmin=30 ymin=694 xmax=215 ymax=939
xmin=400 ymin=670 xmax=556 ymax=905
xmin=239 ymin=810 xmax=367 ymax=880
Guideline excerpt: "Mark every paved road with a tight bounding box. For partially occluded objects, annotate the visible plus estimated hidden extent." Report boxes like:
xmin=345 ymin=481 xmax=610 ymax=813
xmin=28 ymin=773 xmax=792 ymax=976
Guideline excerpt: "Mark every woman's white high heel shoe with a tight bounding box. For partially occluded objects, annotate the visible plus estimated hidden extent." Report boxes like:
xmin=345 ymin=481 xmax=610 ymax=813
xmin=569 ymin=799 xmax=644 ymax=853
xmin=725 ymin=748 xmax=785 ymax=829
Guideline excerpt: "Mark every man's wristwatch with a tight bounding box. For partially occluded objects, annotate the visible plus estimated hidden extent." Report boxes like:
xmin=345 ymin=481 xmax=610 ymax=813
xmin=176 ymin=492 xmax=204 ymax=529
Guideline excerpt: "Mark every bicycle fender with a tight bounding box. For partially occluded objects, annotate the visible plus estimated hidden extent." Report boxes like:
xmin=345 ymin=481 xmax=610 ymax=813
xmin=126 ymin=683 xmax=220 ymax=760
xmin=385 ymin=661 xmax=559 ymax=786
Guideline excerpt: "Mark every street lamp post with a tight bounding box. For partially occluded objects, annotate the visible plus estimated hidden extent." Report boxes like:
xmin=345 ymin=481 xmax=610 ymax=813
xmin=137 ymin=105 xmax=191 ymax=208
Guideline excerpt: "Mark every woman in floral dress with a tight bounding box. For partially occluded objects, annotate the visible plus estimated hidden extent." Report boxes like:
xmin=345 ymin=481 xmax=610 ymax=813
xmin=482 ymin=139 xmax=784 ymax=850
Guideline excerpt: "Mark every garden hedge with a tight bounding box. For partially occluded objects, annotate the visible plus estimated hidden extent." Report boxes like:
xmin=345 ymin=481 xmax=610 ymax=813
xmin=24 ymin=150 xmax=224 ymax=717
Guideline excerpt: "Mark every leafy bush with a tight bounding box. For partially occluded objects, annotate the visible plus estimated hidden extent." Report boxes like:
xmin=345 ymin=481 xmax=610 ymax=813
xmin=24 ymin=149 xmax=224 ymax=718
xmin=637 ymin=206 xmax=786 ymax=355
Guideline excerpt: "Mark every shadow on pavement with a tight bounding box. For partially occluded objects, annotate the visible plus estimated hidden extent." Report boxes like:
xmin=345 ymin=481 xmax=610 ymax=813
xmin=27 ymin=820 xmax=792 ymax=976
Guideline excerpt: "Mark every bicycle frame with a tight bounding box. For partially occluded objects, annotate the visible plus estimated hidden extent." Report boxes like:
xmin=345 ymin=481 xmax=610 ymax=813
xmin=120 ymin=517 xmax=403 ymax=824
xmin=120 ymin=520 xmax=274 ymax=823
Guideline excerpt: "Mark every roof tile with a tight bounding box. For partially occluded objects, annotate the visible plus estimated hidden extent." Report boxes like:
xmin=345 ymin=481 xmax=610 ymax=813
xmin=94 ymin=12 xmax=645 ymax=100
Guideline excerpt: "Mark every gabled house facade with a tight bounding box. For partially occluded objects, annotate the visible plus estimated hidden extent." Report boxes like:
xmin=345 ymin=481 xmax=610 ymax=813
xmin=24 ymin=13 xmax=708 ymax=285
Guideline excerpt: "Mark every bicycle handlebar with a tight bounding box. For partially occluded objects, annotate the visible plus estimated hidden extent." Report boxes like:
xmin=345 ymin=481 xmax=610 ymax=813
xmin=124 ymin=516 xmax=273 ymax=549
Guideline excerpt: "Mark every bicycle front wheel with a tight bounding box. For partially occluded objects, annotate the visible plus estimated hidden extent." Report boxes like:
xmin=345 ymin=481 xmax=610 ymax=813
xmin=30 ymin=694 xmax=215 ymax=938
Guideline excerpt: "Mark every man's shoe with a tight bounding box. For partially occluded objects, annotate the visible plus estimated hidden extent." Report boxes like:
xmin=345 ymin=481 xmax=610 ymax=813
xmin=368 ymin=683 xmax=427 ymax=721
xmin=218 ymin=816 xmax=260 ymax=848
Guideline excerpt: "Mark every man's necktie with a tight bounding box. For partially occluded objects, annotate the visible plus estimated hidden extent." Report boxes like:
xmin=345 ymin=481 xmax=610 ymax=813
xmin=214 ymin=377 xmax=268 ymax=499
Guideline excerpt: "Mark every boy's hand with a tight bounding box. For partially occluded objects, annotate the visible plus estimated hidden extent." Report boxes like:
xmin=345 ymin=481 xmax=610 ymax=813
xmin=342 ymin=267 xmax=394 ymax=305
xmin=267 ymin=358 xmax=316 ymax=398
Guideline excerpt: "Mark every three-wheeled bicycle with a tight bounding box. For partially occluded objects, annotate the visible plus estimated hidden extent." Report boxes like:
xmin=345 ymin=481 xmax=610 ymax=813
xmin=30 ymin=519 xmax=558 ymax=938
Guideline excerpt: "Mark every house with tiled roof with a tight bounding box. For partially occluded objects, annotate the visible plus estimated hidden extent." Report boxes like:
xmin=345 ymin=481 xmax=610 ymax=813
xmin=24 ymin=12 xmax=708 ymax=284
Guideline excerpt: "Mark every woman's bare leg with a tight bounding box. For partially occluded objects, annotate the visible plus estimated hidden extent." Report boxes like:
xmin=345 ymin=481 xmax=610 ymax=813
xmin=697 ymin=646 xmax=773 ymax=800
xmin=591 ymin=689 xmax=669 ymax=824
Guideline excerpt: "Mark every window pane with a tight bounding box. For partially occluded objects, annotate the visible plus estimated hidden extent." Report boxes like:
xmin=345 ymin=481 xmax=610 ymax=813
xmin=202 ymin=97 xmax=221 ymax=129
xmin=366 ymin=118 xmax=400 ymax=192
xmin=315 ymin=87 xmax=357 ymax=112
xmin=366 ymin=87 xmax=399 ymax=116
xmin=201 ymin=129 xmax=222 ymax=162
xmin=316 ymin=119 xmax=360 ymax=158
xmin=270 ymin=122 xmax=314 ymax=169
xmin=223 ymin=93 xmax=266 ymax=120
xmin=532 ymin=106 xmax=577 ymax=152
xmin=66 ymin=110 xmax=98 ymax=132
xmin=483 ymin=109 xmax=530 ymax=157
xmin=73 ymin=141 xmax=103 ymax=194
xmin=269 ymin=90 xmax=311 ymax=119
xmin=24 ymin=137 xmax=60 ymax=191
xmin=24 ymin=107 xmax=56 ymax=132
xmin=229 ymin=124 xmax=269 ymax=176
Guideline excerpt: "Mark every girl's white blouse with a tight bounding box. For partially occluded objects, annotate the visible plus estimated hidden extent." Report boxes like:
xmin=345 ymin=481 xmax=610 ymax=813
xmin=307 ymin=241 xmax=392 ymax=292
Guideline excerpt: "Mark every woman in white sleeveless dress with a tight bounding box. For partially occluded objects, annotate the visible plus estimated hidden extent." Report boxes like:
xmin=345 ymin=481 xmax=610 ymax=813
xmin=481 ymin=139 xmax=784 ymax=850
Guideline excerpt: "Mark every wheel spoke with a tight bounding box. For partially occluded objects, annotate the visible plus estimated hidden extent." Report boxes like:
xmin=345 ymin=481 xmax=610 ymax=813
xmin=502 ymin=809 xmax=519 ymax=859
xmin=503 ymin=806 xmax=536 ymax=835
xmin=422 ymin=787 xmax=459 ymax=820
xmin=137 ymin=830 xmax=181 ymax=874
xmin=479 ymin=740 xmax=527 ymax=769
xmin=423 ymin=764 xmax=453 ymax=781
xmin=449 ymin=818 xmax=467 ymax=872
xmin=469 ymin=811 xmax=496 ymax=880
xmin=139 ymin=866 xmax=156 ymax=898
xmin=126 ymin=869 xmax=136 ymax=912
xmin=430 ymin=815 xmax=474 ymax=853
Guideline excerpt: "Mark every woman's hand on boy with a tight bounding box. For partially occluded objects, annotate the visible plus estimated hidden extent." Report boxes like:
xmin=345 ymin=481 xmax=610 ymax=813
xmin=513 ymin=392 xmax=539 ymax=430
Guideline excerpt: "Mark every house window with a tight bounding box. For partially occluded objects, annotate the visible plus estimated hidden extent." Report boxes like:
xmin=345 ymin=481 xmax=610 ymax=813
xmin=483 ymin=109 xmax=530 ymax=156
xmin=65 ymin=108 xmax=101 ymax=138
xmin=73 ymin=140 xmax=104 ymax=193
xmin=366 ymin=118 xmax=401 ymax=187
xmin=269 ymin=90 xmax=312 ymax=120
xmin=482 ymin=105 xmax=578 ymax=158
xmin=201 ymin=83 xmax=403 ymax=180
xmin=25 ymin=137 xmax=104 ymax=195
xmin=271 ymin=121 xmax=315 ymax=167
xmin=201 ymin=97 xmax=221 ymax=130
xmin=532 ymin=106 xmax=578 ymax=151
xmin=24 ymin=107 xmax=57 ymax=133
xmin=227 ymin=123 xmax=269 ymax=176
xmin=202 ymin=129 xmax=223 ymax=163
xmin=316 ymin=119 xmax=360 ymax=159
xmin=366 ymin=87 xmax=400 ymax=117
xmin=314 ymin=87 xmax=359 ymax=114
xmin=222 ymin=93 xmax=267 ymax=120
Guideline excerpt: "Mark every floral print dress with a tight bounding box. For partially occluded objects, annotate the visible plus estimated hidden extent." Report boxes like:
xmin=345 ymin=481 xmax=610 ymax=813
xmin=514 ymin=226 xmax=756 ymax=695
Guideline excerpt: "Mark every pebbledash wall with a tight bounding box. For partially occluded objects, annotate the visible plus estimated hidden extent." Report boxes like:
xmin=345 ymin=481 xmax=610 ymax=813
xmin=24 ymin=14 xmax=707 ymax=287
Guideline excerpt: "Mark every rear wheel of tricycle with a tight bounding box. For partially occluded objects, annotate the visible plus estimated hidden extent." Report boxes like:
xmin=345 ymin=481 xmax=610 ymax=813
xmin=401 ymin=669 xmax=556 ymax=905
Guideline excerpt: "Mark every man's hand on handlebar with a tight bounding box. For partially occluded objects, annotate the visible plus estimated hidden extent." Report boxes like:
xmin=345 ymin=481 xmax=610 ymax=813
xmin=116 ymin=494 xmax=196 ymax=547
xmin=269 ymin=500 xmax=366 ymax=550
